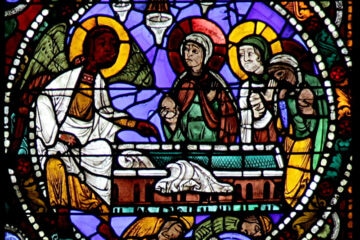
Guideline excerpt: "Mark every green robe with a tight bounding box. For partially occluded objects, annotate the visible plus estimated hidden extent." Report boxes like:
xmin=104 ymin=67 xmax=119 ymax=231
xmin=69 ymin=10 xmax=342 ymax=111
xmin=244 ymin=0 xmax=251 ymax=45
xmin=281 ymin=73 xmax=329 ymax=169
xmin=164 ymin=94 xmax=219 ymax=142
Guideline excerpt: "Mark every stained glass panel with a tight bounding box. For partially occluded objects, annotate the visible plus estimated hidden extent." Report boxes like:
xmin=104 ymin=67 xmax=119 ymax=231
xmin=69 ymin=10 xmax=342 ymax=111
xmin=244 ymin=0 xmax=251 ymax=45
xmin=3 ymin=1 xmax=357 ymax=240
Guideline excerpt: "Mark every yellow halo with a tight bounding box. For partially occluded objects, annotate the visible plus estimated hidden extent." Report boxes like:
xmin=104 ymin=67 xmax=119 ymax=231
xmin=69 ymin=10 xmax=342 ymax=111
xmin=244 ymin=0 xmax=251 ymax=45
xmin=228 ymin=20 xmax=282 ymax=80
xmin=69 ymin=16 xmax=131 ymax=78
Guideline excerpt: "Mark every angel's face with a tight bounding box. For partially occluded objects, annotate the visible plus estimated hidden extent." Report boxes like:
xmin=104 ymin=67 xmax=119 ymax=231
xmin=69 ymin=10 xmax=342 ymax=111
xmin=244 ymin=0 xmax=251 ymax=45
xmin=90 ymin=31 xmax=119 ymax=68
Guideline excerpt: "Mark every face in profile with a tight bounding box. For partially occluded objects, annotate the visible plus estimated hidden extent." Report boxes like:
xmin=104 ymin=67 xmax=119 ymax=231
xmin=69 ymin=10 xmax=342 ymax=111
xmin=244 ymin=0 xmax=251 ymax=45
xmin=239 ymin=45 xmax=263 ymax=74
xmin=157 ymin=220 xmax=185 ymax=240
xmin=269 ymin=65 xmax=297 ymax=87
xmin=183 ymin=42 xmax=204 ymax=70
xmin=239 ymin=220 xmax=262 ymax=237
xmin=87 ymin=29 xmax=120 ymax=69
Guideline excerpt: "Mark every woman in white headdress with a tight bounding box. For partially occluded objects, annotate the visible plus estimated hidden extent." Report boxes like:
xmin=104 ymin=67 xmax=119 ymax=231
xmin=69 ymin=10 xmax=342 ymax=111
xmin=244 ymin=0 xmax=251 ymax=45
xmin=268 ymin=53 xmax=329 ymax=207
xmin=159 ymin=32 xmax=238 ymax=143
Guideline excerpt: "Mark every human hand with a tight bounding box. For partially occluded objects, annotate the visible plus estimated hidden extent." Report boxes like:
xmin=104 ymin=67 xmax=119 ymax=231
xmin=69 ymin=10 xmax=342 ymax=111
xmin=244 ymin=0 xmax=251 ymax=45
xmin=250 ymin=92 xmax=265 ymax=119
xmin=278 ymin=89 xmax=288 ymax=100
xmin=298 ymin=88 xmax=315 ymax=115
xmin=78 ymin=172 xmax=85 ymax=182
xmin=262 ymin=79 xmax=278 ymax=102
xmin=59 ymin=133 xmax=80 ymax=147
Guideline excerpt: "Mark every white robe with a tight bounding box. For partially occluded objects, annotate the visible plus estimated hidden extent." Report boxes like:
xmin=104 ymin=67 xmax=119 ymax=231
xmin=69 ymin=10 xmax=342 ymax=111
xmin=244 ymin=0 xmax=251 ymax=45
xmin=239 ymin=81 xmax=272 ymax=143
xmin=35 ymin=67 xmax=128 ymax=204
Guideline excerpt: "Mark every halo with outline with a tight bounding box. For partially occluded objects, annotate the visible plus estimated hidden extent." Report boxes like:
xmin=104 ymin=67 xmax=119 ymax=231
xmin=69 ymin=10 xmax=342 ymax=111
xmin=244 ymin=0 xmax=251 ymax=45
xmin=167 ymin=17 xmax=227 ymax=74
xmin=228 ymin=20 xmax=282 ymax=80
xmin=69 ymin=16 xmax=131 ymax=78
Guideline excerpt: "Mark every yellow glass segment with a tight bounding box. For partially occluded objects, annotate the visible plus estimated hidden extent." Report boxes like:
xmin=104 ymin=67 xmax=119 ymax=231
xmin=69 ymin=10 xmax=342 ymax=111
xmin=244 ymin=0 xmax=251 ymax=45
xmin=69 ymin=16 xmax=131 ymax=78
xmin=228 ymin=20 xmax=282 ymax=80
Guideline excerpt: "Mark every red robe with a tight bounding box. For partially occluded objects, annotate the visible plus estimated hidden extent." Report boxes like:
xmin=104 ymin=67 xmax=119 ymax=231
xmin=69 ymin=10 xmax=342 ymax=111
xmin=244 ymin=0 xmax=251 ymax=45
xmin=173 ymin=71 xmax=238 ymax=143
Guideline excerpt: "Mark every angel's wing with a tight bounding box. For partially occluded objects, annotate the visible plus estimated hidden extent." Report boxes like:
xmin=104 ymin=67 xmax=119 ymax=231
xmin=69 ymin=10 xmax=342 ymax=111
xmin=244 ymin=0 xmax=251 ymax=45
xmin=108 ymin=40 xmax=154 ymax=87
xmin=9 ymin=23 xmax=68 ymax=156
xmin=20 ymin=22 xmax=69 ymax=90
xmin=10 ymin=20 xmax=156 ymax=154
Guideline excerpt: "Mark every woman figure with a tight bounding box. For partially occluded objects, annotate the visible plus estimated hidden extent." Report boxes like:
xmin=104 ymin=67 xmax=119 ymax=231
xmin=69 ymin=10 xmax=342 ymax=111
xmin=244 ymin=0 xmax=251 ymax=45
xmin=160 ymin=32 xmax=238 ymax=143
xmin=237 ymin=35 xmax=278 ymax=144
xmin=267 ymin=53 xmax=329 ymax=207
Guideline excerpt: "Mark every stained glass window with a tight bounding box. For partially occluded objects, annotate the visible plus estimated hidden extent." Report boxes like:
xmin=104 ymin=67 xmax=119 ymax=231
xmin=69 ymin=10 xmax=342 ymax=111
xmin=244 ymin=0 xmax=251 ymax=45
xmin=3 ymin=1 xmax=357 ymax=240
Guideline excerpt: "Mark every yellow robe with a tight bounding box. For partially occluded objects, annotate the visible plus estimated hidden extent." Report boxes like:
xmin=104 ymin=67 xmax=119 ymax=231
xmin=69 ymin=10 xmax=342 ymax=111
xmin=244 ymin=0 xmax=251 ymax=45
xmin=45 ymin=81 xmax=110 ymax=220
xmin=279 ymin=120 xmax=312 ymax=207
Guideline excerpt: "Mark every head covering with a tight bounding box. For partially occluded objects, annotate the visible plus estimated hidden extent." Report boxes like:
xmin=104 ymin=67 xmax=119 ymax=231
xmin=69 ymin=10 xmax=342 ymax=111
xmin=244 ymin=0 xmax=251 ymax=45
xmin=258 ymin=215 xmax=273 ymax=235
xmin=239 ymin=35 xmax=270 ymax=62
xmin=268 ymin=53 xmax=303 ymax=84
xmin=180 ymin=32 xmax=213 ymax=64
xmin=122 ymin=217 xmax=165 ymax=238
xmin=174 ymin=216 xmax=194 ymax=230
xmin=269 ymin=53 xmax=299 ymax=68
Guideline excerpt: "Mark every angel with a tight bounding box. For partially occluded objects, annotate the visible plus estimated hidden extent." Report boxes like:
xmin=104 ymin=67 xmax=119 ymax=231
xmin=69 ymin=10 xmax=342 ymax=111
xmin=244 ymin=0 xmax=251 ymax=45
xmin=9 ymin=17 xmax=160 ymax=239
